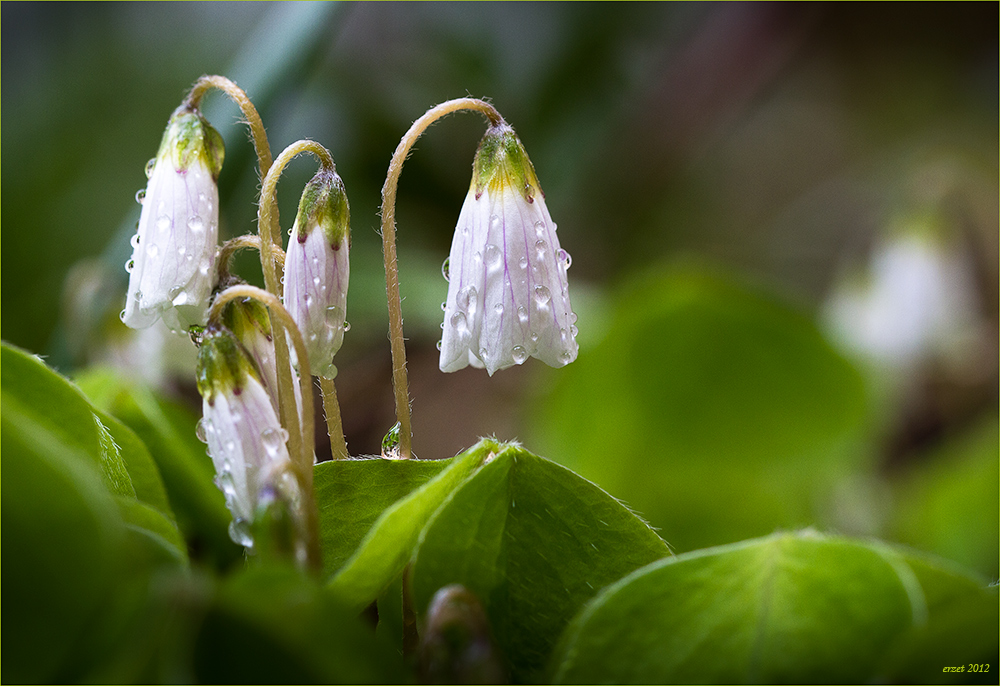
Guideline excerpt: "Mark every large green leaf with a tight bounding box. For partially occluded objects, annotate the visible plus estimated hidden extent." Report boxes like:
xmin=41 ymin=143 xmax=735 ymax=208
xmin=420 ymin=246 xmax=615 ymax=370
xmin=314 ymin=456 xmax=450 ymax=579
xmin=327 ymin=440 xmax=497 ymax=609
xmin=2 ymin=345 xmax=183 ymax=559
xmin=1 ymin=404 xmax=126 ymax=683
xmin=548 ymin=530 xmax=997 ymax=684
xmin=533 ymin=267 xmax=869 ymax=552
xmin=411 ymin=444 xmax=671 ymax=682
xmin=75 ymin=367 xmax=239 ymax=569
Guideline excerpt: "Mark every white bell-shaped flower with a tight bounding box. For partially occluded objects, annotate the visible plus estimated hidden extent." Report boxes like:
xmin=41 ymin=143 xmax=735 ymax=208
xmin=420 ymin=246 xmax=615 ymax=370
xmin=282 ymin=169 xmax=350 ymax=379
xmin=440 ymin=123 xmax=578 ymax=375
xmin=123 ymin=106 xmax=224 ymax=333
xmin=196 ymin=327 xmax=296 ymax=549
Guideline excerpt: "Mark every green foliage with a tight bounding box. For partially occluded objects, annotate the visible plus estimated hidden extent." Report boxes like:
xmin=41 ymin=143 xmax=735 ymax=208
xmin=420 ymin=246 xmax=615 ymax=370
xmin=548 ymin=530 xmax=999 ymax=684
xmin=534 ymin=266 xmax=870 ymax=552
xmin=410 ymin=445 xmax=671 ymax=681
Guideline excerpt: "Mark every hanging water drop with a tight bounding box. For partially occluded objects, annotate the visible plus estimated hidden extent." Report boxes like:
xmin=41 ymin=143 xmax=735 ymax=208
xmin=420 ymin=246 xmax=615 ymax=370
xmin=342 ymin=321 xmax=351 ymax=332
xmin=195 ymin=418 xmax=209 ymax=443
xmin=441 ymin=257 xmax=450 ymax=282
xmin=130 ymin=234 xmax=141 ymax=249
xmin=558 ymin=249 xmax=572 ymax=269
xmin=436 ymin=340 xmax=442 ymax=351
xmin=135 ymin=189 xmax=146 ymax=204
xmin=533 ymin=285 xmax=551 ymax=306
xmin=144 ymin=158 xmax=156 ymax=178
xmin=381 ymin=421 xmax=401 ymax=459
xmin=260 ymin=427 xmax=287 ymax=458
xmin=124 ymin=259 xmax=135 ymax=274
xmin=512 ymin=346 xmax=528 ymax=364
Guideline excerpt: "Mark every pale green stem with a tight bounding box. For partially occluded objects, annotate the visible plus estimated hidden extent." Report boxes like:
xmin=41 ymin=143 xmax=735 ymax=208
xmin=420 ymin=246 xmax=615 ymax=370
xmin=217 ymin=235 xmax=285 ymax=285
xmin=209 ymin=284 xmax=321 ymax=573
xmin=380 ymin=98 xmax=504 ymax=460
xmin=319 ymin=378 xmax=349 ymax=461
xmin=258 ymin=140 xmax=348 ymax=463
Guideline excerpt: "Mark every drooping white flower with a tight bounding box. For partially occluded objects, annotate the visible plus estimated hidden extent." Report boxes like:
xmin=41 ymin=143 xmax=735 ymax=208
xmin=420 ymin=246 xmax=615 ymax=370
xmin=282 ymin=169 xmax=350 ymax=379
xmin=123 ymin=106 xmax=224 ymax=333
xmin=440 ymin=123 xmax=578 ymax=375
xmin=195 ymin=327 xmax=297 ymax=549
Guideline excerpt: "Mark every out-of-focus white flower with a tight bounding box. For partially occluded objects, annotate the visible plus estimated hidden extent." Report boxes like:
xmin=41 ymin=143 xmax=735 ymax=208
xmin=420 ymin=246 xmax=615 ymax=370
xmin=282 ymin=169 xmax=350 ymax=379
xmin=823 ymin=230 xmax=980 ymax=371
xmin=440 ymin=123 xmax=578 ymax=375
xmin=123 ymin=106 xmax=224 ymax=333
xmin=195 ymin=327 xmax=297 ymax=549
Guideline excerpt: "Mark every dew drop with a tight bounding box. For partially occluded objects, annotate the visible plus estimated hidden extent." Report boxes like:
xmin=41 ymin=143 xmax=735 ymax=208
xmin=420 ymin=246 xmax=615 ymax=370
xmin=260 ymin=427 xmax=287 ymax=458
xmin=570 ymin=325 xmax=579 ymax=337
xmin=188 ymin=216 xmax=205 ymax=233
xmin=144 ymin=158 xmax=156 ymax=178
xmin=559 ymin=350 xmax=574 ymax=364
xmin=119 ymin=309 xmax=127 ymax=322
xmin=381 ymin=421 xmax=401 ymax=459
xmin=535 ymin=239 xmax=547 ymax=256
xmin=130 ymin=234 xmax=141 ymax=249
xmin=530 ymin=331 xmax=539 ymax=343
xmin=125 ymin=259 xmax=135 ymax=274
xmin=533 ymin=285 xmax=551 ymax=306
xmin=156 ymin=215 xmax=171 ymax=233
xmin=146 ymin=244 xmax=160 ymax=258
xmin=457 ymin=285 xmax=478 ymax=314
xmin=441 ymin=258 xmax=450 ymax=282
xmin=135 ymin=189 xmax=146 ymax=204
xmin=512 ymin=346 xmax=528 ymax=364
xmin=451 ymin=311 xmax=468 ymax=335
xmin=534 ymin=220 xmax=545 ymax=236
xmin=313 ymin=275 xmax=321 ymax=287
xmin=494 ymin=302 xmax=504 ymax=315
xmin=436 ymin=340 xmax=442 ymax=351
xmin=195 ymin=418 xmax=209 ymax=443
xmin=484 ymin=243 xmax=502 ymax=270
xmin=517 ymin=306 xmax=529 ymax=325
xmin=304 ymin=293 xmax=314 ymax=306
xmin=342 ymin=321 xmax=351 ymax=332
xmin=558 ymin=249 xmax=572 ymax=269
xmin=518 ymin=256 xmax=528 ymax=270
xmin=490 ymin=214 xmax=501 ymax=230
xmin=440 ymin=301 xmax=447 ymax=312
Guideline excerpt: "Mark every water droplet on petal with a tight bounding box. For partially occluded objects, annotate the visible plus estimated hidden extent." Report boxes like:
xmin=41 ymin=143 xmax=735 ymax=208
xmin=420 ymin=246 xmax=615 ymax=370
xmin=534 ymin=285 xmax=551 ymax=306
xmin=558 ymin=249 xmax=572 ymax=269
xmin=530 ymin=331 xmax=539 ymax=343
xmin=119 ymin=309 xmax=127 ymax=322
xmin=147 ymin=244 xmax=160 ymax=259
xmin=156 ymin=215 xmax=171 ymax=233
xmin=490 ymin=214 xmax=501 ymax=230
xmin=188 ymin=216 xmax=204 ymax=233
xmin=195 ymin=419 xmax=209 ymax=443
xmin=261 ymin=427 xmax=286 ymax=458
xmin=342 ymin=321 xmax=351 ymax=332
xmin=124 ymin=259 xmax=135 ymax=274
xmin=534 ymin=220 xmax=545 ymax=236
xmin=441 ymin=258 xmax=450 ymax=282
xmin=144 ymin=158 xmax=156 ymax=178
xmin=518 ymin=256 xmax=528 ymax=270
xmin=512 ymin=346 xmax=528 ymax=364
xmin=559 ymin=350 xmax=574 ymax=364
xmin=457 ymin=285 xmax=478 ymax=314
xmin=451 ymin=311 xmax=469 ymax=337
xmin=484 ymin=243 xmax=502 ymax=270
xmin=436 ymin=340 xmax=443 ymax=351
xmin=494 ymin=302 xmax=504 ymax=315
xmin=135 ymin=189 xmax=146 ymax=204
xmin=440 ymin=301 xmax=447 ymax=312
xmin=381 ymin=421 xmax=401 ymax=459
xmin=517 ymin=306 xmax=529 ymax=325
xmin=535 ymin=239 xmax=547 ymax=257
xmin=130 ymin=234 xmax=141 ymax=249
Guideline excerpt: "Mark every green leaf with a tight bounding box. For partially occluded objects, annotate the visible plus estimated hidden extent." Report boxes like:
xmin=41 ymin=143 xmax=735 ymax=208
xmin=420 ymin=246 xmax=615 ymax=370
xmin=411 ymin=444 xmax=671 ymax=682
xmin=532 ymin=267 xmax=869 ymax=552
xmin=890 ymin=415 xmax=999 ymax=579
xmin=327 ymin=440 xmax=497 ymax=609
xmin=75 ymin=367 xmax=240 ymax=569
xmin=193 ymin=565 xmax=410 ymax=684
xmin=548 ymin=530 xmax=994 ymax=684
xmin=314 ymin=456 xmax=450 ymax=579
xmin=1 ymin=396 xmax=126 ymax=683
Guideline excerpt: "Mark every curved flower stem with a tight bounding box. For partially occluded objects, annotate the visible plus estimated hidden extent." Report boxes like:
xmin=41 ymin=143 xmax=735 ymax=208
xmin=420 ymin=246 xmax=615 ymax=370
xmin=217 ymin=235 xmax=285 ymax=285
xmin=380 ymin=98 xmax=504 ymax=461
xmin=209 ymin=284 xmax=321 ymax=573
xmin=319 ymin=378 xmax=348 ymax=461
xmin=258 ymin=140 xmax=348 ymax=463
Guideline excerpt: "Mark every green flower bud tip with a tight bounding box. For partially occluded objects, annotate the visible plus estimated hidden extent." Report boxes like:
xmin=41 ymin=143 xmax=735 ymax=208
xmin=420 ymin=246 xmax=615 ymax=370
xmin=196 ymin=327 xmax=263 ymax=405
xmin=472 ymin=123 xmax=541 ymax=203
xmin=222 ymin=296 xmax=273 ymax=343
xmin=294 ymin=169 xmax=350 ymax=250
xmin=156 ymin=106 xmax=225 ymax=181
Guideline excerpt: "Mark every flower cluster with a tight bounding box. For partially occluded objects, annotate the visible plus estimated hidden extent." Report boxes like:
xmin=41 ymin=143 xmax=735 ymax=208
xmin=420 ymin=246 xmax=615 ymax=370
xmin=440 ymin=123 xmax=578 ymax=375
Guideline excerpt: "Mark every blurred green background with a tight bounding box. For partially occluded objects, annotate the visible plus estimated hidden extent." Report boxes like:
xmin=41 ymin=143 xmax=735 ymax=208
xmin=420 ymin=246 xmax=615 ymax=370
xmin=3 ymin=3 xmax=997 ymax=576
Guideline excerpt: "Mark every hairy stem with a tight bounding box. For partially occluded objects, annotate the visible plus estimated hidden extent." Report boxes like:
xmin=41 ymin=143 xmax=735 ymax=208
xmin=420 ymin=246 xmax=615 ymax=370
xmin=217 ymin=235 xmax=285 ymax=285
xmin=319 ymin=377 xmax=349 ymax=461
xmin=380 ymin=98 xmax=503 ymax=460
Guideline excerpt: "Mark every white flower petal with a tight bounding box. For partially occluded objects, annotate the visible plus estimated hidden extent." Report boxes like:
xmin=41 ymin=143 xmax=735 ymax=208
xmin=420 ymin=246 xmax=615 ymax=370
xmin=284 ymin=220 xmax=349 ymax=378
xmin=441 ymin=185 xmax=577 ymax=375
xmin=123 ymin=157 xmax=218 ymax=333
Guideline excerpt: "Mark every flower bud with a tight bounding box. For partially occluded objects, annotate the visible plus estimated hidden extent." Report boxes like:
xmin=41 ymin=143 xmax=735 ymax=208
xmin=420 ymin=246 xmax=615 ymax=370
xmin=195 ymin=327 xmax=297 ymax=549
xmin=123 ymin=106 xmax=224 ymax=333
xmin=282 ymin=169 xmax=350 ymax=378
xmin=440 ymin=123 xmax=578 ymax=375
